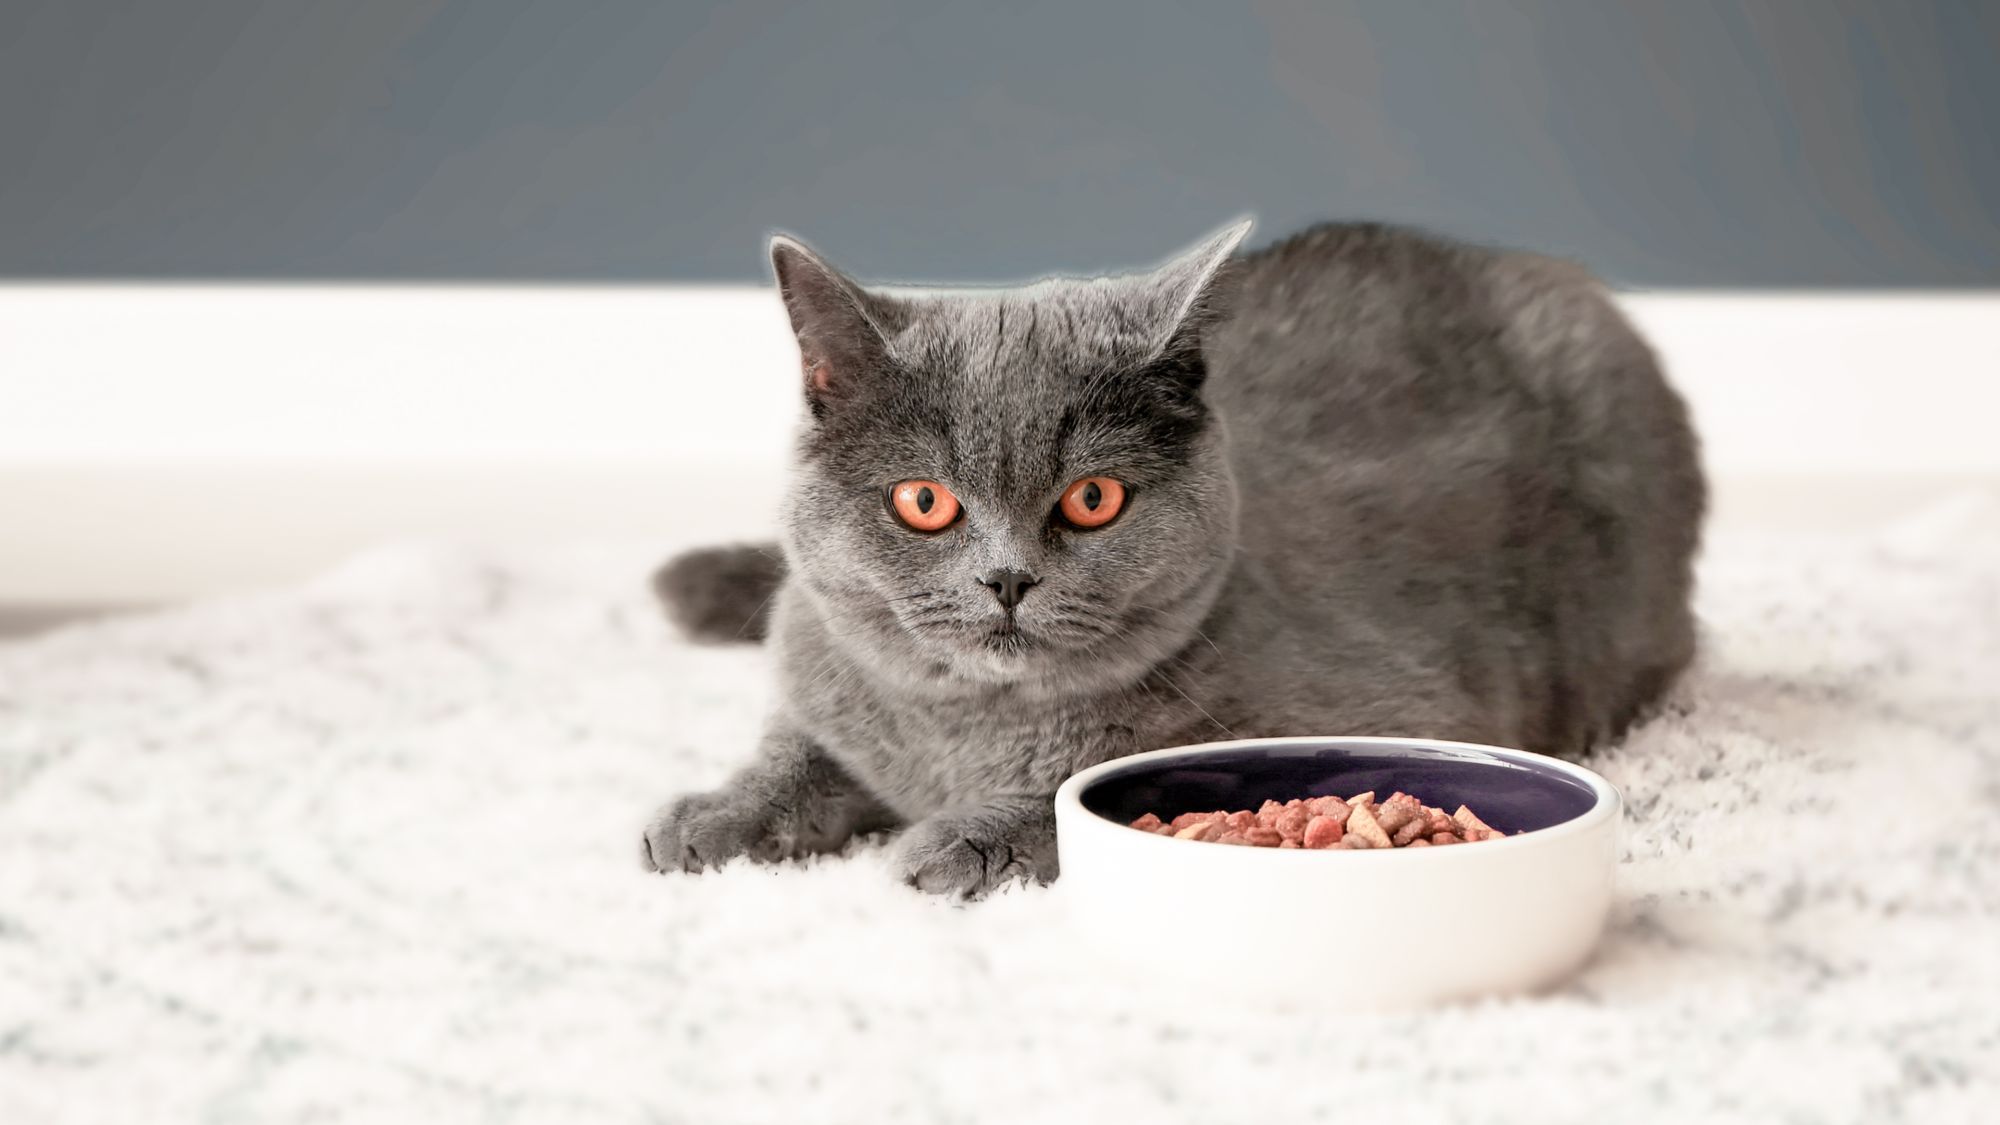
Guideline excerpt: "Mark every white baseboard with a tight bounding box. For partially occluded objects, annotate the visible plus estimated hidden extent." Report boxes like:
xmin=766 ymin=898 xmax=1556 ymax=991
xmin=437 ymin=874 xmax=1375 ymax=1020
xmin=3 ymin=286 xmax=1994 ymax=604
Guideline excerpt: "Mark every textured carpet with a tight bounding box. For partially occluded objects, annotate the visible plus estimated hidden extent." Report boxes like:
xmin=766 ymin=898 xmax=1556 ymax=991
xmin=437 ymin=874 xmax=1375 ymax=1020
xmin=3 ymin=495 xmax=1997 ymax=1124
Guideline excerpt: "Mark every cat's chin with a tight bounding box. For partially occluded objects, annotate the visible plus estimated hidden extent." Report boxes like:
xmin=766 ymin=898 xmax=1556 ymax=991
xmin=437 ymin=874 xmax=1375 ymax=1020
xmin=881 ymin=615 xmax=1195 ymax=697
xmin=909 ymin=623 xmax=1058 ymax=684
xmin=880 ymin=602 xmax=1197 ymax=691
xmin=961 ymin=623 xmax=1036 ymax=666
xmin=941 ymin=622 xmax=1148 ymax=689
xmin=977 ymin=627 xmax=1034 ymax=657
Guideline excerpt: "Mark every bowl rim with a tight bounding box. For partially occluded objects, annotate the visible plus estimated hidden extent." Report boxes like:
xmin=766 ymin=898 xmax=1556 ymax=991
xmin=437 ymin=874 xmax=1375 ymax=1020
xmin=1054 ymin=734 xmax=1622 ymax=859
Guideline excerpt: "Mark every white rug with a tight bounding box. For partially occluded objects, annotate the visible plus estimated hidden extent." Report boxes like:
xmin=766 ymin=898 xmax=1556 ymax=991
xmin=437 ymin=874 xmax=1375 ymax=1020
xmin=3 ymin=496 xmax=1998 ymax=1124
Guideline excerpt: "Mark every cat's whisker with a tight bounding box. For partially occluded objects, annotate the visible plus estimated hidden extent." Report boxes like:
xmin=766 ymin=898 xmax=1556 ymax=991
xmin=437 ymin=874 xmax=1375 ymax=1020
xmin=814 ymin=661 xmax=861 ymax=705
xmin=1191 ymin=626 xmax=1225 ymax=658
xmin=788 ymin=651 xmax=847 ymax=699
xmin=1095 ymin=619 xmax=1235 ymax=737
xmin=807 ymin=591 xmax=944 ymax=636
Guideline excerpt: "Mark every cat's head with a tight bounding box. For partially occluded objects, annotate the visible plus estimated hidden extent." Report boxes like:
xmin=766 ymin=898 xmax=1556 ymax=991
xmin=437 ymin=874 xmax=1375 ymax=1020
xmin=772 ymin=221 xmax=1251 ymax=695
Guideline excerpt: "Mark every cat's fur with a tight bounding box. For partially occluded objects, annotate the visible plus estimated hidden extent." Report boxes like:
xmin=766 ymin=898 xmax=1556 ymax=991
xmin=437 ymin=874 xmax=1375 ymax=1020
xmin=642 ymin=220 xmax=1704 ymax=896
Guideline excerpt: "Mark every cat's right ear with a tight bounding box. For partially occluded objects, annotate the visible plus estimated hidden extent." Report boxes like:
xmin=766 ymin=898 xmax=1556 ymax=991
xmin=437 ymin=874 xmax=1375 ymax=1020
xmin=768 ymin=235 xmax=899 ymax=416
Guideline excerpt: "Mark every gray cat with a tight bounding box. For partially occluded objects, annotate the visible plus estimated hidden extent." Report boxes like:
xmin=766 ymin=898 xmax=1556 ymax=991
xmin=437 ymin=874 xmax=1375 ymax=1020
xmin=642 ymin=220 xmax=1704 ymax=897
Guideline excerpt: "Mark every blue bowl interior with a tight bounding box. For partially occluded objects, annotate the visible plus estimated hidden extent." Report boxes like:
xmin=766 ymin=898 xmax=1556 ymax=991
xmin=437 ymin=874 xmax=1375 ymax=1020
xmin=1079 ymin=741 xmax=1602 ymax=835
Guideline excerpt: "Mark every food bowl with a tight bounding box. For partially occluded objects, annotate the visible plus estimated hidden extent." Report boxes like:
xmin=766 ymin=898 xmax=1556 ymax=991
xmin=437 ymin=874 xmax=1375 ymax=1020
xmin=1053 ymin=736 xmax=1621 ymax=1009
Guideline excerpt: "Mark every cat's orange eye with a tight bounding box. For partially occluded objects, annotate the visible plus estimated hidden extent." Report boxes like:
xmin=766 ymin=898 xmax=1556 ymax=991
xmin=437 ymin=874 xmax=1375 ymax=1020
xmin=1058 ymin=477 xmax=1126 ymax=529
xmin=890 ymin=480 xmax=961 ymax=532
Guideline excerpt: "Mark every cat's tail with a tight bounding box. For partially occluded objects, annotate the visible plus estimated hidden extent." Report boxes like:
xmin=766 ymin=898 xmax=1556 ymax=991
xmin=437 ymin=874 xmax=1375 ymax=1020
xmin=651 ymin=543 xmax=786 ymax=643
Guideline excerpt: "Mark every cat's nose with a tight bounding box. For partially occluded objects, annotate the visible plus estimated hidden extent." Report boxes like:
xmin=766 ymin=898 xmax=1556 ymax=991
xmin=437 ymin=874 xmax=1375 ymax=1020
xmin=979 ymin=569 xmax=1039 ymax=610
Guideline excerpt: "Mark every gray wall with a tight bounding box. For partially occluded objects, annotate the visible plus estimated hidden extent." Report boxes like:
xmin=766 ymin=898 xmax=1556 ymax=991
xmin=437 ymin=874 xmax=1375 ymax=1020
xmin=3 ymin=0 xmax=1995 ymax=286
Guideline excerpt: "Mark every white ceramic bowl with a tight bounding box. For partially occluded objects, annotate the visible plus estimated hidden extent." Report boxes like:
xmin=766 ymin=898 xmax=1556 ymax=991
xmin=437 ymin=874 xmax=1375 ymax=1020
xmin=1053 ymin=736 xmax=1621 ymax=1009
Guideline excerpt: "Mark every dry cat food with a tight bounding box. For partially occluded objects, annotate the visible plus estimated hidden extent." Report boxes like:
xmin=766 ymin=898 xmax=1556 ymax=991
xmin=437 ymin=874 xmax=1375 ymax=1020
xmin=1128 ymin=790 xmax=1509 ymax=850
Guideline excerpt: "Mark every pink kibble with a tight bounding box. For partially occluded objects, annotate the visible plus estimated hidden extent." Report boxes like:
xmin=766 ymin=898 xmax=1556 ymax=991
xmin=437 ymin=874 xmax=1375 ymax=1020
xmin=1174 ymin=820 xmax=1220 ymax=842
xmin=1391 ymin=817 xmax=1430 ymax=846
xmin=1302 ymin=814 xmax=1345 ymax=849
xmin=1375 ymin=801 xmax=1417 ymax=834
xmin=1275 ymin=805 xmax=1311 ymax=842
xmin=1132 ymin=793 xmax=1500 ymax=852
xmin=1307 ymin=797 xmax=1353 ymax=827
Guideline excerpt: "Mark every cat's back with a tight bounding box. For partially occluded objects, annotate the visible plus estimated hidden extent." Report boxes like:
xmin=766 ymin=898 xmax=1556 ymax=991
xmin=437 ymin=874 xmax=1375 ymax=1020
xmin=1196 ymin=221 xmax=1705 ymax=754
xmin=1202 ymin=221 xmax=1697 ymax=537
xmin=1203 ymin=223 xmax=1556 ymax=571
xmin=1207 ymin=223 xmax=1549 ymax=447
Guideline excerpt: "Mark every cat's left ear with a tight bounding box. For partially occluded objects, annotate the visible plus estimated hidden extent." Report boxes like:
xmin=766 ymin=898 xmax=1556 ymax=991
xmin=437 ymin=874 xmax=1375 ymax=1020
xmin=1142 ymin=217 xmax=1253 ymax=361
xmin=768 ymin=234 xmax=904 ymax=416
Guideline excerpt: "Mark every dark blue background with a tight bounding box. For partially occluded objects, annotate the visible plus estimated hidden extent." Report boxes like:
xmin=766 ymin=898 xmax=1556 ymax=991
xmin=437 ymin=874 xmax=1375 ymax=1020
xmin=4 ymin=0 xmax=1995 ymax=285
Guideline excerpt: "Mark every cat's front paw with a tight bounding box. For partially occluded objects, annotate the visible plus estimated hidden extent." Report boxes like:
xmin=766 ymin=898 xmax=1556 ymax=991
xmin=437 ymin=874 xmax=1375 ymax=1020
xmin=893 ymin=802 xmax=1058 ymax=899
xmin=641 ymin=788 xmax=787 ymax=874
